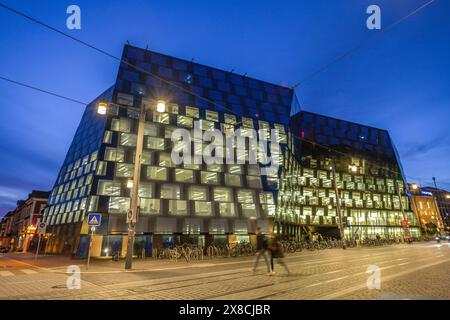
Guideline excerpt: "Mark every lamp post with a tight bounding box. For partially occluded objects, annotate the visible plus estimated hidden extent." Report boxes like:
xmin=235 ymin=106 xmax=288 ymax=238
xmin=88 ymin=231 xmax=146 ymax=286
xmin=330 ymin=161 xmax=346 ymax=249
xmin=396 ymin=180 xmax=411 ymax=242
xmin=97 ymin=98 xmax=165 ymax=270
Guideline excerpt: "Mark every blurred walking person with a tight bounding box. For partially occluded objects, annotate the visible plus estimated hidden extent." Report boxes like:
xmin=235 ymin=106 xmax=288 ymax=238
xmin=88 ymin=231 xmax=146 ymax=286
xmin=269 ymin=237 xmax=290 ymax=275
xmin=251 ymin=228 xmax=272 ymax=274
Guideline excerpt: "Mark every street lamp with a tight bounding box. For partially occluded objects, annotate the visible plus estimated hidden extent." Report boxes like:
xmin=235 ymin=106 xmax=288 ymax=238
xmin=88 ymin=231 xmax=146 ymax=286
xmin=97 ymin=98 xmax=150 ymax=270
xmin=411 ymin=183 xmax=418 ymax=190
xmin=350 ymin=165 xmax=358 ymax=173
xmin=97 ymin=100 xmax=108 ymax=115
xmin=156 ymin=100 xmax=166 ymax=113
xmin=126 ymin=179 xmax=134 ymax=189
xmin=330 ymin=161 xmax=347 ymax=249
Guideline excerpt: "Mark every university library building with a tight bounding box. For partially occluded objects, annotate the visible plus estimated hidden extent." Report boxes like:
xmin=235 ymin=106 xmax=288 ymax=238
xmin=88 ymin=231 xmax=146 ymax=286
xmin=41 ymin=44 xmax=420 ymax=257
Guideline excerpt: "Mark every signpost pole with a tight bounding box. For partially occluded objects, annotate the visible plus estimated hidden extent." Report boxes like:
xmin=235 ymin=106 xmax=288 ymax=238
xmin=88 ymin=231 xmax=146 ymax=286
xmin=87 ymin=226 xmax=95 ymax=270
xmin=35 ymin=234 xmax=41 ymax=261
xmin=86 ymin=214 xmax=101 ymax=270
xmin=125 ymin=101 xmax=146 ymax=270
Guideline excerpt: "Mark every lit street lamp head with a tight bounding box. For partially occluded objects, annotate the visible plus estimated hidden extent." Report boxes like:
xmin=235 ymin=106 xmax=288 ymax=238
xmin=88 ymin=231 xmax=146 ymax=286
xmin=126 ymin=180 xmax=134 ymax=189
xmin=156 ymin=100 xmax=166 ymax=113
xmin=97 ymin=100 xmax=108 ymax=115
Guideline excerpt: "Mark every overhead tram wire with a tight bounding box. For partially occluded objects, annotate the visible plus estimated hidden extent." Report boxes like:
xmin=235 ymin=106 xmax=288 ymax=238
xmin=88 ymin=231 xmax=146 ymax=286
xmin=0 ymin=75 xmax=88 ymax=105
xmin=290 ymin=0 xmax=436 ymax=89
xmin=0 ymin=3 xmax=422 ymax=182
xmin=0 ymin=2 xmax=257 ymax=119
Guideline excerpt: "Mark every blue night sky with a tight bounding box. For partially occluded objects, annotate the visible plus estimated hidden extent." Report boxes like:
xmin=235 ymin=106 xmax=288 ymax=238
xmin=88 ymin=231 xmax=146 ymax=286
xmin=0 ymin=0 xmax=449 ymax=216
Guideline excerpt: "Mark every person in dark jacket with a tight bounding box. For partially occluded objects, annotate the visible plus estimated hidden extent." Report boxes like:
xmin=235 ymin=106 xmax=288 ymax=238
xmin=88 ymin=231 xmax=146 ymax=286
xmin=252 ymin=227 xmax=272 ymax=274
xmin=269 ymin=237 xmax=290 ymax=275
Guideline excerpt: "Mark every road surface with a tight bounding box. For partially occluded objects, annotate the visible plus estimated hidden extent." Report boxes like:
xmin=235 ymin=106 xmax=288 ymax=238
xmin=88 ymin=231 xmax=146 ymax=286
xmin=0 ymin=242 xmax=449 ymax=300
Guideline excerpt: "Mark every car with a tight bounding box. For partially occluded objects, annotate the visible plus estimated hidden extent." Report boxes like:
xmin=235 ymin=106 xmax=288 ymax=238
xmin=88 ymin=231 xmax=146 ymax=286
xmin=0 ymin=246 xmax=9 ymax=253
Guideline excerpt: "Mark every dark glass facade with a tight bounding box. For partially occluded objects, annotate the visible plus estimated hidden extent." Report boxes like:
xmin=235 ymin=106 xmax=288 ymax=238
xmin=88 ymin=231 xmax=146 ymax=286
xmin=282 ymin=111 xmax=420 ymax=239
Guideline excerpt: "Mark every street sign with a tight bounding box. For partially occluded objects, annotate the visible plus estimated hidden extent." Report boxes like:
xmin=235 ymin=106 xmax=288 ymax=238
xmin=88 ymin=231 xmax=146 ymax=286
xmin=37 ymin=222 xmax=47 ymax=234
xmin=126 ymin=210 xmax=136 ymax=224
xmin=87 ymin=213 xmax=101 ymax=227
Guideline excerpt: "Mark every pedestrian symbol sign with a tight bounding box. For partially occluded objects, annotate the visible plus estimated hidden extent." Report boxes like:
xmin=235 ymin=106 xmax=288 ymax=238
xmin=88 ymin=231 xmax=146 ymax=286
xmin=126 ymin=210 xmax=137 ymax=224
xmin=37 ymin=222 xmax=47 ymax=234
xmin=87 ymin=213 xmax=101 ymax=227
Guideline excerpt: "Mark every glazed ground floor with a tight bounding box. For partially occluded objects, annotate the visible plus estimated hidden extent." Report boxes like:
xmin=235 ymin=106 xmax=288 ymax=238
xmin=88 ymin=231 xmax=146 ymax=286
xmin=275 ymin=221 xmax=421 ymax=240
xmin=43 ymin=215 xmax=421 ymax=257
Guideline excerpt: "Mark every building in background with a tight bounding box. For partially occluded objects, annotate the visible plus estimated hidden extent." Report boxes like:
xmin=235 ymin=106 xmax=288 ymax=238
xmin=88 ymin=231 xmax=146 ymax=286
xmin=0 ymin=211 xmax=15 ymax=248
xmin=41 ymin=44 xmax=418 ymax=257
xmin=11 ymin=190 xmax=49 ymax=252
xmin=420 ymin=187 xmax=450 ymax=232
xmin=409 ymin=185 xmax=445 ymax=235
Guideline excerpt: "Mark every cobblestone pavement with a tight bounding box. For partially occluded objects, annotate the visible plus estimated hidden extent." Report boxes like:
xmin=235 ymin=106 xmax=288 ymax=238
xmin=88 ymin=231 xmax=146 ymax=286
xmin=0 ymin=242 xmax=449 ymax=300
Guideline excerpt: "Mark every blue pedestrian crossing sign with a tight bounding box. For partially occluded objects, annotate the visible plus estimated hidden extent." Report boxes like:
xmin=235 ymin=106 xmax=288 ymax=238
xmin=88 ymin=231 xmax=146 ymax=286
xmin=87 ymin=213 xmax=101 ymax=227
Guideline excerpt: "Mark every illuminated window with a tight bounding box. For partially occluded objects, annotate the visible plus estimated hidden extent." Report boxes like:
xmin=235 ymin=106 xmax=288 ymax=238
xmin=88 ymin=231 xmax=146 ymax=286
xmin=224 ymin=114 xmax=236 ymax=125
xmin=237 ymin=190 xmax=254 ymax=203
xmin=258 ymin=121 xmax=270 ymax=129
xmin=175 ymin=169 xmax=195 ymax=183
xmin=105 ymin=147 xmax=125 ymax=162
xmin=115 ymin=163 xmax=134 ymax=178
xmin=207 ymin=164 xmax=223 ymax=172
xmin=146 ymin=166 xmax=167 ymax=180
xmin=108 ymin=197 xmax=130 ymax=213
xmin=153 ymin=112 xmax=169 ymax=124
xmin=259 ymin=192 xmax=274 ymax=204
xmin=221 ymin=123 xmax=234 ymax=136
xmin=111 ymin=117 xmax=131 ymax=132
xmin=119 ymin=133 xmax=137 ymax=146
xmin=140 ymin=150 xmax=153 ymax=165
xmin=103 ymin=130 xmax=113 ymax=144
xmin=201 ymin=171 xmax=219 ymax=185
xmin=213 ymin=187 xmax=233 ymax=202
xmin=199 ymin=119 xmax=215 ymax=131
xmin=96 ymin=161 xmax=107 ymax=176
xmin=184 ymin=163 xmax=201 ymax=170
xmin=97 ymin=180 xmax=121 ymax=196
xmin=247 ymin=176 xmax=262 ymax=188
xmin=188 ymin=186 xmax=208 ymax=201
xmin=177 ymin=115 xmax=194 ymax=128
xmin=225 ymin=174 xmax=242 ymax=187
xmin=168 ymin=200 xmax=188 ymax=215
xmin=228 ymin=165 xmax=243 ymax=174
xmin=274 ymin=123 xmax=285 ymax=134
xmin=205 ymin=110 xmax=219 ymax=122
xmin=146 ymin=137 xmax=165 ymax=150
xmin=160 ymin=184 xmax=181 ymax=199
xmin=219 ymin=203 xmax=235 ymax=217
xmin=140 ymin=198 xmax=160 ymax=214
xmin=194 ymin=201 xmax=212 ymax=216
xmin=144 ymin=123 xmax=159 ymax=136
xmin=159 ymin=153 xmax=175 ymax=167
xmin=186 ymin=106 xmax=199 ymax=118
xmin=241 ymin=203 xmax=257 ymax=217
xmin=138 ymin=183 xmax=154 ymax=198
xmin=242 ymin=117 xmax=254 ymax=128
xmin=247 ymin=165 xmax=260 ymax=176
xmin=169 ymin=104 xmax=179 ymax=114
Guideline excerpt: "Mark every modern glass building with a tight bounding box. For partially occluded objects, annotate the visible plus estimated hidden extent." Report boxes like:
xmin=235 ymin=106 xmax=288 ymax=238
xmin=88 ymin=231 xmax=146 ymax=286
xmin=283 ymin=111 xmax=420 ymax=240
xmin=42 ymin=44 xmax=420 ymax=257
